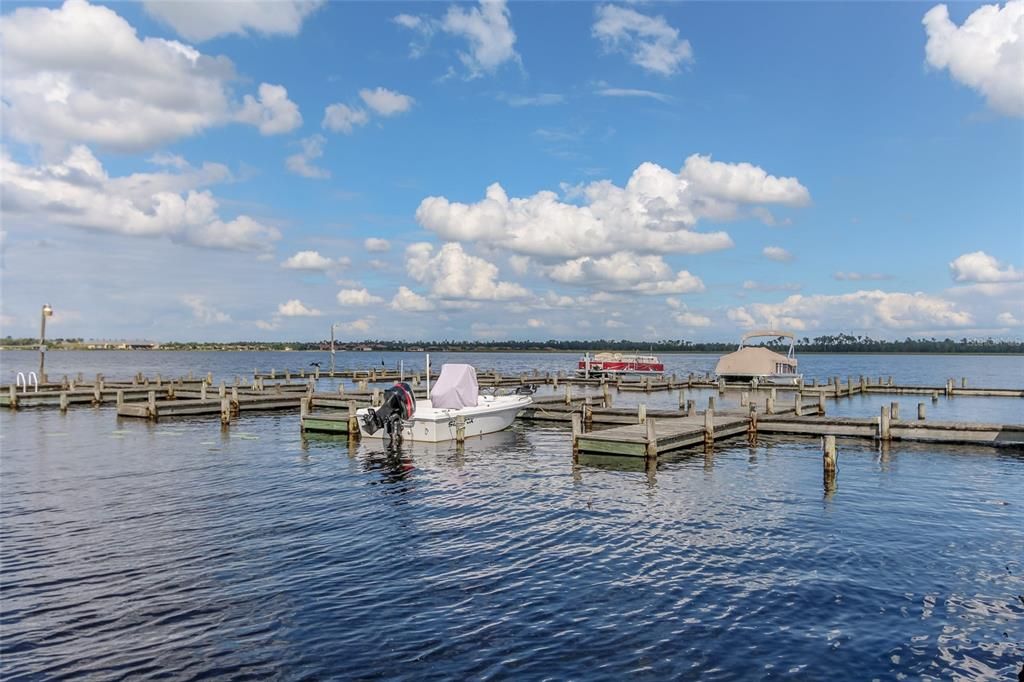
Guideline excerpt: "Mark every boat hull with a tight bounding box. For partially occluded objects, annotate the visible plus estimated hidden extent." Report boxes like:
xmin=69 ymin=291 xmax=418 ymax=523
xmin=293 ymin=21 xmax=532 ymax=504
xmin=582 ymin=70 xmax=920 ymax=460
xmin=716 ymin=373 xmax=803 ymax=386
xmin=576 ymin=361 xmax=664 ymax=376
xmin=357 ymin=395 xmax=531 ymax=442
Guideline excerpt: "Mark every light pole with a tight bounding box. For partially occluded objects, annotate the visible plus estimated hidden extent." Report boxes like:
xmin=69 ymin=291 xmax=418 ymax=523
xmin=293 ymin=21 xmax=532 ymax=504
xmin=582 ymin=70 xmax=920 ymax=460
xmin=39 ymin=303 xmax=53 ymax=380
xmin=330 ymin=322 xmax=340 ymax=373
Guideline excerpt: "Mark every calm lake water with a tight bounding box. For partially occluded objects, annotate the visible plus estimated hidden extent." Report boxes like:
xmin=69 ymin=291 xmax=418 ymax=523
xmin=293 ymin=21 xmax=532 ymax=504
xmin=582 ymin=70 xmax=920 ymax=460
xmin=2 ymin=351 xmax=1022 ymax=679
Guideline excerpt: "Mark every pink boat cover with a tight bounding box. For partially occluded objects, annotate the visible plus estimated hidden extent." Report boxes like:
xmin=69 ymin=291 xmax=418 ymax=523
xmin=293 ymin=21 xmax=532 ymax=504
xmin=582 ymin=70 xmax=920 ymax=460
xmin=431 ymin=364 xmax=479 ymax=409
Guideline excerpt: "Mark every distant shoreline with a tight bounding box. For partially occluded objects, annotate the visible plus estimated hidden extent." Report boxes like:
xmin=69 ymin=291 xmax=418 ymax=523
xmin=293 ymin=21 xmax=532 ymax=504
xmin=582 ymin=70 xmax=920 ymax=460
xmin=1 ymin=347 xmax=1021 ymax=356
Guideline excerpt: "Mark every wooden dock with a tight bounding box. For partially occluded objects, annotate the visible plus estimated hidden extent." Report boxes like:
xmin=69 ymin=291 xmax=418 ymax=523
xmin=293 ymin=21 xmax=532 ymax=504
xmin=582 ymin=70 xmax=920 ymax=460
xmin=4 ymin=367 xmax=1021 ymax=451
xmin=573 ymin=402 xmax=1024 ymax=458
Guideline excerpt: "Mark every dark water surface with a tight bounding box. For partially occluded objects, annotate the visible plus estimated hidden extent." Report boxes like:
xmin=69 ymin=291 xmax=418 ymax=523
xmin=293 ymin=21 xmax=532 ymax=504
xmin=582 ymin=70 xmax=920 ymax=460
xmin=2 ymin=352 xmax=1023 ymax=679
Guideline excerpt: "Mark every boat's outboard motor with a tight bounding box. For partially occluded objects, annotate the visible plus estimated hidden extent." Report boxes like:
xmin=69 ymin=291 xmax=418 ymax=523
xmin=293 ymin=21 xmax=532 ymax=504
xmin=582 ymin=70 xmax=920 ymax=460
xmin=361 ymin=382 xmax=416 ymax=439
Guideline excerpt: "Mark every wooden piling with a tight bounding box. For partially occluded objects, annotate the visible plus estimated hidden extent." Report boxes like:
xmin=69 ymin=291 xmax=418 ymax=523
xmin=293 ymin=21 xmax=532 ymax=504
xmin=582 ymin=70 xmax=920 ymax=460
xmin=583 ymin=400 xmax=593 ymax=430
xmin=740 ymin=391 xmax=748 ymax=407
xmin=637 ymin=403 xmax=647 ymax=424
xmin=221 ymin=398 xmax=231 ymax=425
xmin=200 ymin=383 xmax=207 ymax=401
xmin=8 ymin=385 xmax=16 ymax=410
xmin=708 ymin=396 xmax=716 ymax=411
xmin=818 ymin=393 xmax=826 ymax=416
xmin=718 ymin=377 xmax=726 ymax=393
xmin=372 ymin=388 xmax=381 ymax=407
xmin=823 ymin=435 xmax=837 ymax=483
xmin=571 ymin=412 xmax=581 ymax=454
xmin=116 ymin=390 xmax=124 ymax=408
xmin=148 ymin=390 xmax=156 ymax=420
xmin=347 ymin=401 xmax=359 ymax=440
xmin=766 ymin=396 xmax=774 ymax=415
xmin=748 ymin=405 xmax=758 ymax=443
xmin=645 ymin=418 xmax=658 ymax=458
xmin=231 ymin=386 xmax=239 ymax=402
xmin=794 ymin=394 xmax=802 ymax=416
xmin=686 ymin=400 xmax=695 ymax=417
xmin=890 ymin=401 xmax=900 ymax=420
xmin=704 ymin=408 xmax=714 ymax=447
xmin=455 ymin=415 xmax=466 ymax=443
xmin=300 ymin=396 xmax=309 ymax=421
xmin=60 ymin=392 xmax=69 ymax=412
xmin=918 ymin=402 xmax=926 ymax=420
xmin=564 ymin=384 xmax=572 ymax=404
xmin=219 ymin=381 xmax=226 ymax=399
xmin=602 ymin=383 xmax=612 ymax=408
xmin=206 ymin=371 xmax=213 ymax=385
xmin=932 ymin=390 xmax=939 ymax=403
xmin=880 ymin=405 xmax=891 ymax=441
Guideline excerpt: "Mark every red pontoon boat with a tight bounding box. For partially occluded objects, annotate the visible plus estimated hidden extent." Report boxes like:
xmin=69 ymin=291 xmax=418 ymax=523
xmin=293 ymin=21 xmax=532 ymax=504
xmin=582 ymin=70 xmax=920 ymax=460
xmin=577 ymin=351 xmax=664 ymax=377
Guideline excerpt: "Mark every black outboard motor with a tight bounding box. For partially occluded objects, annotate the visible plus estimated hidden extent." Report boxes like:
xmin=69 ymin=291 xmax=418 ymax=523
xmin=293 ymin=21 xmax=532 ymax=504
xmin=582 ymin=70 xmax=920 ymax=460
xmin=361 ymin=382 xmax=416 ymax=439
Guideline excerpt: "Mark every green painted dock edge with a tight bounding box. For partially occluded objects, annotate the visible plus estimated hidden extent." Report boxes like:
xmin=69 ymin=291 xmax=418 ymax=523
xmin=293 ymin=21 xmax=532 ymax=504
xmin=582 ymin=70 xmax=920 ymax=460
xmin=301 ymin=414 xmax=352 ymax=434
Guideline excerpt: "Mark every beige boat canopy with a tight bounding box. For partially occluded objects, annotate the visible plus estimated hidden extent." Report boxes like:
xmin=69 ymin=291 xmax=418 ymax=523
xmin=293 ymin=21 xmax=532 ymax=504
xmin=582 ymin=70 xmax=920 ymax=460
xmin=715 ymin=347 xmax=797 ymax=377
xmin=716 ymin=329 xmax=798 ymax=377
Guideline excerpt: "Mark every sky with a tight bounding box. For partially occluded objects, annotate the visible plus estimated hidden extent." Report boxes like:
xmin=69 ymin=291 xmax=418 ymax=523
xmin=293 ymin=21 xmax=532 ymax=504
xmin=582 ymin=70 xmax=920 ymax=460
xmin=1 ymin=0 xmax=1022 ymax=343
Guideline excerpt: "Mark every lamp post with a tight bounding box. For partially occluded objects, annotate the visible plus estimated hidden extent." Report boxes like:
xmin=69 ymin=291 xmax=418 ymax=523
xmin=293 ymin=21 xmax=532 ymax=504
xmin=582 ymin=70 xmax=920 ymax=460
xmin=330 ymin=322 xmax=340 ymax=373
xmin=39 ymin=303 xmax=53 ymax=380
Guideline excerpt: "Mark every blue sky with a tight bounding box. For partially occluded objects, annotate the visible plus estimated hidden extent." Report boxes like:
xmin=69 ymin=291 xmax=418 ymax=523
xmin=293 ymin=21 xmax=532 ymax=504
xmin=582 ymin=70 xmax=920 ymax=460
xmin=1 ymin=0 xmax=1022 ymax=342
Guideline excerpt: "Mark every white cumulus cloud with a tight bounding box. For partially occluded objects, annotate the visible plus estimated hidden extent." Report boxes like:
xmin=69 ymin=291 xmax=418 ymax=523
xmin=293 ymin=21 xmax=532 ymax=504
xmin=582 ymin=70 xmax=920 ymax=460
xmin=2 ymin=147 xmax=280 ymax=251
xmin=364 ymin=238 xmax=392 ymax=252
xmin=406 ymin=242 xmax=529 ymax=300
xmin=997 ymin=311 xmax=1023 ymax=326
xmin=923 ymin=0 xmax=1024 ymax=116
xmin=728 ymin=290 xmax=974 ymax=333
xmin=442 ymin=0 xmax=519 ymax=76
xmin=322 ymin=103 xmax=370 ymax=134
xmin=396 ymin=0 xmax=519 ymax=77
xmin=278 ymin=299 xmax=322 ymax=317
xmin=949 ymin=250 xmax=1023 ymax=283
xmin=337 ymin=288 xmax=385 ymax=306
xmin=593 ymin=4 xmax=693 ymax=76
xmin=281 ymin=250 xmax=335 ymax=270
xmin=415 ymin=154 xmax=808 ymax=261
xmin=359 ymin=87 xmax=415 ymax=116
xmin=0 ymin=0 xmax=302 ymax=151
xmin=763 ymin=246 xmax=794 ymax=262
xmin=182 ymin=295 xmax=231 ymax=323
xmin=548 ymin=253 xmax=705 ymax=295
xmin=144 ymin=0 xmax=324 ymax=42
xmin=390 ymin=286 xmax=436 ymax=312
xmin=237 ymin=83 xmax=303 ymax=135
xmin=286 ymin=134 xmax=329 ymax=179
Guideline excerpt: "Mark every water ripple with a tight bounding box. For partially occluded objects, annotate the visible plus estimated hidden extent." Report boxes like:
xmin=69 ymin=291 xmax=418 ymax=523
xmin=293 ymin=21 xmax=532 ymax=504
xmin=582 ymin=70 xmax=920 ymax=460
xmin=2 ymin=405 xmax=1022 ymax=679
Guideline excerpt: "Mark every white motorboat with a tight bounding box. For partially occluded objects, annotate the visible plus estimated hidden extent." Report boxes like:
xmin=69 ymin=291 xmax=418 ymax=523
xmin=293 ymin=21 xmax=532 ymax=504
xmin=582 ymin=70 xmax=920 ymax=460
xmin=715 ymin=330 xmax=802 ymax=385
xmin=357 ymin=362 xmax=532 ymax=443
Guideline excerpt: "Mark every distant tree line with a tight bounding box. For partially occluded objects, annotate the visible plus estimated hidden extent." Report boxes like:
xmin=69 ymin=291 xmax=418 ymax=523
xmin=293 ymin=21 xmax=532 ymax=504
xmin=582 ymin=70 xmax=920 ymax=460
xmin=3 ymin=335 xmax=1022 ymax=353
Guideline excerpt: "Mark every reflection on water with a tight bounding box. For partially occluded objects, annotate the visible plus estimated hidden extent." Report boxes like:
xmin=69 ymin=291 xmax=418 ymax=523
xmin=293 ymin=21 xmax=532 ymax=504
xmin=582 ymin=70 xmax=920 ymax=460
xmin=2 ymin=400 xmax=1023 ymax=678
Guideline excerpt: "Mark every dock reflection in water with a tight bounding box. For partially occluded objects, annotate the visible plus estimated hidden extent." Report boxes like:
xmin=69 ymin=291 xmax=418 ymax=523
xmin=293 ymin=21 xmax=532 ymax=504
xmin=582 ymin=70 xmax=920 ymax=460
xmin=1 ymin=406 xmax=1022 ymax=680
